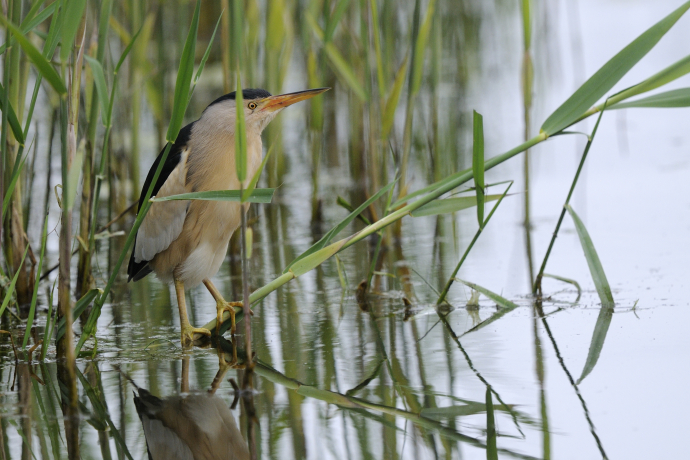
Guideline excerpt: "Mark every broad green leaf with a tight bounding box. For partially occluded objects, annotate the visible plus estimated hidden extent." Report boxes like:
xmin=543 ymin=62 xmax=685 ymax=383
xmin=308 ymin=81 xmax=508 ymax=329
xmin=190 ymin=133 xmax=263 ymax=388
xmin=486 ymin=387 xmax=498 ymax=460
xmin=611 ymin=54 xmax=690 ymax=105
xmin=610 ymin=88 xmax=690 ymax=109
xmin=411 ymin=194 xmax=504 ymax=217
xmin=541 ymin=1 xmax=690 ymax=135
xmin=0 ymin=14 xmax=66 ymax=94
xmin=0 ymin=82 xmax=25 ymax=144
xmin=389 ymin=167 xmax=471 ymax=209
xmin=84 ymin=56 xmax=109 ymax=125
xmin=166 ymin=0 xmax=200 ymax=142
xmin=0 ymin=2 xmax=57 ymax=55
xmin=472 ymin=110 xmax=485 ymax=227
xmin=566 ymin=205 xmax=614 ymax=307
xmin=150 ymin=188 xmax=275 ymax=204
xmin=382 ymin=56 xmax=408 ymax=139
xmin=289 ymin=239 xmax=349 ymax=277
xmin=56 ymin=288 xmax=101 ymax=342
xmin=284 ymin=180 xmax=396 ymax=272
xmin=59 ymin=0 xmax=86 ymax=62
xmin=566 ymin=205 xmax=615 ymax=383
xmin=0 ymin=245 xmax=29 ymax=318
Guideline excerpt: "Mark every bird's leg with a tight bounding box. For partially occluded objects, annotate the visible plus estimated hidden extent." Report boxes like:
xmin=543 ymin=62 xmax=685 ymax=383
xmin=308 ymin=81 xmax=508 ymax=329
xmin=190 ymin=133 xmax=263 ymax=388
xmin=174 ymin=278 xmax=211 ymax=346
xmin=202 ymin=279 xmax=248 ymax=334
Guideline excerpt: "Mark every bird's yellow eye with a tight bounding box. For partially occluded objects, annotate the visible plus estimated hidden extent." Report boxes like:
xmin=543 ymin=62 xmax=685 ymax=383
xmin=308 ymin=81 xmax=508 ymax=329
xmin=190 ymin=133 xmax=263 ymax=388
xmin=248 ymin=101 xmax=257 ymax=110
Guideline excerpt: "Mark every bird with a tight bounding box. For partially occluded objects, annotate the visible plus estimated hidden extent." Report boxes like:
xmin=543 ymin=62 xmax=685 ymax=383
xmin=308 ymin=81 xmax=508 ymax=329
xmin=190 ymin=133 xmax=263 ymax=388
xmin=131 ymin=339 xmax=250 ymax=459
xmin=127 ymin=87 xmax=329 ymax=345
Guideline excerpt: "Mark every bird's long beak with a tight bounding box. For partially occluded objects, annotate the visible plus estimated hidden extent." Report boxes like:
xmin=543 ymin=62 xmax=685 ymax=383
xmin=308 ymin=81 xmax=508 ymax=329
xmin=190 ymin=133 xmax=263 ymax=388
xmin=261 ymin=87 xmax=330 ymax=112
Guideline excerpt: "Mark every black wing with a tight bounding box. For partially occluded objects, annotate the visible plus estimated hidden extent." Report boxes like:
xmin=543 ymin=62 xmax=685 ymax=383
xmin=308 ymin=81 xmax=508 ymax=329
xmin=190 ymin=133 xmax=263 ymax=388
xmin=127 ymin=123 xmax=194 ymax=282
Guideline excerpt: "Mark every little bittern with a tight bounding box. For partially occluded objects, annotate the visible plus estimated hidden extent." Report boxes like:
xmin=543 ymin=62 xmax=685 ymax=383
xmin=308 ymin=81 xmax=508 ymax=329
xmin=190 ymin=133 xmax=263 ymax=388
xmin=127 ymin=88 xmax=328 ymax=345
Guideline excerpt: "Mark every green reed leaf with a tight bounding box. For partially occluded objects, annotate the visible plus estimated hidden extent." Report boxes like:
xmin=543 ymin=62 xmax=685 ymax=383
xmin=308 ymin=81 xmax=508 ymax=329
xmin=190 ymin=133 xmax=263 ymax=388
xmin=289 ymin=239 xmax=349 ymax=277
xmin=0 ymin=245 xmax=29 ymax=319
xmin=0 ymin=2 xmax=56 ymax=55
xmin=410 ymin=0 xmax=436 ymax=95
xmin=151 ymin=188 xmax=275 ymax=203
xmin=84 ymin=56 xmax=109 ymax=125
xmin=166 ymin=0 xmax=200 ymax=142
xmin=324 ymin=0 xmax=351 ymax=42
xmin=541 ymin=0 xmax=690 ymax=135
xmin=242 ymin=143 xmax=274 ymax=202
xmin=56 ymin=288 xmax=101 ymax=341
xmin=411 ymin=194 xmax=504 ymax=217
xmin=486 ymin=387 xmax=498 ymax=460
xmin=1 ymin=151 xmax=28 ymax=221
xmin=473 ymin=110 xmax=485 ymax=227
xmin=0 ymin=82 xmax=24 ymax=144
xmin=193 ymin=10 xmax=223 ymax=87
xmin=382 ymin=56 xmax=408 ymax=139
xmin=284 ymin=180 xmax=396 ymax=272
xmin=59 ymin=0 xmax=86 ymax=62
xmin=0 ymin=14 xmax=66 ymax=94
xmin=566 ymin=204 xmax=615 ymax=384
xmin=306 ymin=13 xmax=368 ymax=102
xmin=566 ymin=205 xmax=614 ymax=307
xmin=610 ymin=87 xmax=690 ymax=109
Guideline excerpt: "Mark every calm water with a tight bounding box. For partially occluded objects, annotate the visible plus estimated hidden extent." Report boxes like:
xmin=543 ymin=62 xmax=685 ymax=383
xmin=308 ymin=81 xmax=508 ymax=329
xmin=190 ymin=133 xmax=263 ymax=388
xmin=2 ymin=0 xmax=689 ymax=459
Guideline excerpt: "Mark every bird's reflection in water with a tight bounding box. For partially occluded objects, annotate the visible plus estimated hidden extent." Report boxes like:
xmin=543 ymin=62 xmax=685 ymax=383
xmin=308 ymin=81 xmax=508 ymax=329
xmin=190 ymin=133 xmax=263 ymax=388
xmin=131 ymin=338 xmax=250 ymax=460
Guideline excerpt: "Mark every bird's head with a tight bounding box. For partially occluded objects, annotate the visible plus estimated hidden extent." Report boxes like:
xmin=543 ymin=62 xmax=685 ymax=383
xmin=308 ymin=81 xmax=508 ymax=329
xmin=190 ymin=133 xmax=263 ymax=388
xmin=202 ymin=87 xmax=329 ymax=134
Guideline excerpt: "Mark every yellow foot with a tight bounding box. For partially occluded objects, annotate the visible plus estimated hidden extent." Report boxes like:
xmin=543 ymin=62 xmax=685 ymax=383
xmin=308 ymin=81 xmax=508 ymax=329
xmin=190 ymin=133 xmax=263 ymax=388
xmin=181 ymin=324 xmax=211 ymax=346
xmin=216 ymin=301 xmax=247 ymax=334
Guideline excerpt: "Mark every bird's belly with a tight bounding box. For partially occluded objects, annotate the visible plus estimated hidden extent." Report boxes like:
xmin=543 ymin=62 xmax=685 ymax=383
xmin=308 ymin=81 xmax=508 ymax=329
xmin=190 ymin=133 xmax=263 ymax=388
xmin=175 ymin=200 xmax=244 ymax=288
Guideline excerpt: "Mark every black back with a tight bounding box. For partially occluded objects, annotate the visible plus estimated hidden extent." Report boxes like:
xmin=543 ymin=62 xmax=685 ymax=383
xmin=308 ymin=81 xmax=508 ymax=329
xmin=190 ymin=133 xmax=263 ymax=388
xmin=127 ymin=123 xmax=194 ymax=282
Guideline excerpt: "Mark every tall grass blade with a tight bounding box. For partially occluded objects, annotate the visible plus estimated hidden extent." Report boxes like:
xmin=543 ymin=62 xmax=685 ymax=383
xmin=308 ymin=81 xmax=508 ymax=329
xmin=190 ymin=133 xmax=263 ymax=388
xmin=0 ymin=82 xmax=25 ymax=144
xmin=381 ymin=56 xmax=408 ymax=139
xmin=566 ymin=205 xmax=615 ymax=383
xmin=21 ymin=213 xmax=49 ymax=349
xmin=242 ymin=143 xmax=275 ymax=202
xmin=306 ymin=14 xmax=368 ymax=102
xmin=540 ymin=1 xmax=690 ymax=135
xmin=151 ymin=189 xmax=275 ymax=203
xmin=235 ymin=77 xmax=247 ymax=183
xmin=59 ymin=0 xmax=86 ymax=62
xmin=410 ymin=0 xmax=436 ymax=95
xmin=0 ymin=245 xmax=29 ymax=318
xmin=84 ymin=56 xmax=108 ymax=125
xmin=411 ymin=194 xmax=504 ymax=218
xmin=1 ymin=150 xmax=28 ymax=221
xmin=324 ymin=0 xmax=351 ymax=42
xmin=473 ymin=110 xmax=485 ymax=227
xmin=56 ymin=288 xmax=101 ymax=341
xmin=192 ymin=10 xmax=223 ymax=89
xmin=0 ymin=2 xmax=57 ymax=56
xmin=566 ymin=205 xmax=614 ymax=307
xmin=486 ymin=387 xmax=498 ymax=460
xmin=610 ymin=88 xmax=690 ymax=109
xmin=166 ymin=0 xmax=200 ymax=142
xmin=0 ymin=14 xmax=66 ymax=94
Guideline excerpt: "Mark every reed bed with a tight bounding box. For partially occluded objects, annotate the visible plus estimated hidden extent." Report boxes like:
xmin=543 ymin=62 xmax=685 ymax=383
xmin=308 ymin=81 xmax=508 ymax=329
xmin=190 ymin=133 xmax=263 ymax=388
xmin=1 ymin=0 xmax=690 ymax=458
